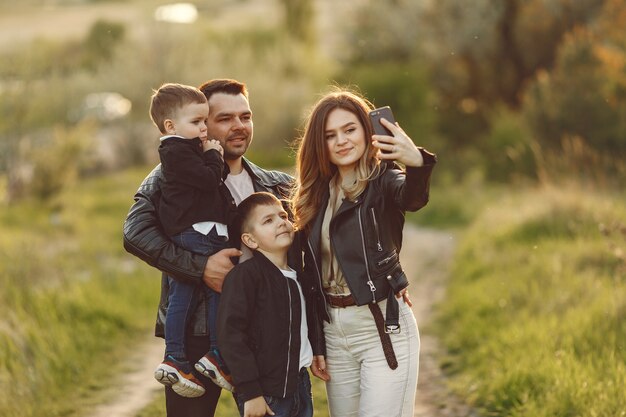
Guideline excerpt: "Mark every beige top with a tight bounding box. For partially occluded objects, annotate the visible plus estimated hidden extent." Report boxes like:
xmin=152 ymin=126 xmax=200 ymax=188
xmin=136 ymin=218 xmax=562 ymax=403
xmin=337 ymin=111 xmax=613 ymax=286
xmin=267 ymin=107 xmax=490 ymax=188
xmin=321 ymin=171 xmax=357 ymax=295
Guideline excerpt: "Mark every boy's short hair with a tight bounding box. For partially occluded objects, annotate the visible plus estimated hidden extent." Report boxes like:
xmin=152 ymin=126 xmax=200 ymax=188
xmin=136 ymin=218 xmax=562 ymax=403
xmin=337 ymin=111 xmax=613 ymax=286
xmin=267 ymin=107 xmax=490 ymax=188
xmin=149 ymin=83 xmax=207 ymax=134
xmin=237 ymin=192 xmax=283 ymax=235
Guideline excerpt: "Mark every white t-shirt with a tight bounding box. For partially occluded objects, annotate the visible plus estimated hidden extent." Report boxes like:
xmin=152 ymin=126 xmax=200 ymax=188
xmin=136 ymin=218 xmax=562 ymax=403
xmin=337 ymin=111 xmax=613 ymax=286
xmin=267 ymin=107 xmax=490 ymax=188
xmin=224 ymin=168 xmax=255 ymax=205
xmin=281 ymin=267 xmax=314 ymax=369
xmin=224 ymin=168 xmax=255 ymax=262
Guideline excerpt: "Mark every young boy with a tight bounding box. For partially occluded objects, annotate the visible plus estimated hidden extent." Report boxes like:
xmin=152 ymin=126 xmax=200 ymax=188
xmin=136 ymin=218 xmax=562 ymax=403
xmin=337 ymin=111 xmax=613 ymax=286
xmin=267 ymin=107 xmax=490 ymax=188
xmin=149 ymin=83 xmax=235 ymax=397
xmin=217 ymin=192 xmax=314 ymax=417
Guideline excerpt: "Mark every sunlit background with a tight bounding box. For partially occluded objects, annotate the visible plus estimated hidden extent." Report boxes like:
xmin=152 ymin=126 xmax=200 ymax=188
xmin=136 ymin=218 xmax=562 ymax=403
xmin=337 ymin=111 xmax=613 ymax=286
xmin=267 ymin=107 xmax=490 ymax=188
xmin=0 ymin=0 xmax=625 ymax=416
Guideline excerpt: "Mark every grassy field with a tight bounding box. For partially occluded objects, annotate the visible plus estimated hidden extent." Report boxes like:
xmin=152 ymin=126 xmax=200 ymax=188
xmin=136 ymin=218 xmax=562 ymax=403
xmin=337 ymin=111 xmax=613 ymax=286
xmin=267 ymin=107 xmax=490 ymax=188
xmin=3 ymin=164 xmax=624 ymax=416
xmin=436 ymin=184 xmax=626 ymax=416
xmin=0 ymin=168 xmax=160 ymax=417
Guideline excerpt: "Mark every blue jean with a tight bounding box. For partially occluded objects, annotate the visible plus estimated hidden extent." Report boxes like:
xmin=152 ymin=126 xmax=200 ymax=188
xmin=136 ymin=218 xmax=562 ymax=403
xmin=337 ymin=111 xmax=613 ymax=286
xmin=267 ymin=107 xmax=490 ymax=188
xmin=234 ymin=368 xmax=313 ymax=417
xmin=165 ymin=227 xmax=228 ymax=359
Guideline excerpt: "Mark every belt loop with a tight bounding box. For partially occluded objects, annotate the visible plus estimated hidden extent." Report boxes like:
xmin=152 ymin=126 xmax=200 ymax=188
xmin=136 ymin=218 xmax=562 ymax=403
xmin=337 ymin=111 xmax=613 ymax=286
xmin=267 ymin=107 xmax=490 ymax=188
xmin=384 ymin=291 xmax=401 ymax=334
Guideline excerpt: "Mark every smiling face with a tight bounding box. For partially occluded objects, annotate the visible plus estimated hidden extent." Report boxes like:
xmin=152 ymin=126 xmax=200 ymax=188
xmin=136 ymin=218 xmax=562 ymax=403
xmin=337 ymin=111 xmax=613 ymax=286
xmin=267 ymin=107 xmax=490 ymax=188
xmin=206 ymin=92 xmax=253 ymax=161
xmin=324 ymin=107 xmax=367 ymax=175
xmin=241 ymin=201 xmax=294 ymax=255
xmin=165 ymin=101 xmax=209 ymax=140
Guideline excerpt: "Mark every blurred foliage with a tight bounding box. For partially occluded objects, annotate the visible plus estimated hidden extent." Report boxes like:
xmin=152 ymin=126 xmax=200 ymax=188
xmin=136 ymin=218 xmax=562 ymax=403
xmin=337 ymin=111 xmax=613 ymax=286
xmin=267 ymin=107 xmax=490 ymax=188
xmin=523 ymin=0 xmax=626 ymax=162
xmin=82 ymin=19 xmax=126 ymax=70
xmin=279 ymin=0 xmax=314 ymax=45
xmin=437 ymin=185 xmax=626 ymax=416
xmin=28 ymin=122 xmax=93 ymax=202
xmin=0 ymin=19 xmax=124 ymax=78
xmin=2 ymin=0 xmax=625 ymax=204
xmin=0 ymin=168 xmax=159 ymax=417
xmin=338 ymin=0 xmax=626 ymax=184
xmin=0 ymin=7 xmax=331 ymax=204
xmin=339 ymin=0 xmax=422 ymax=64
xmin=480 ymin=107 xmax=537 ymax=183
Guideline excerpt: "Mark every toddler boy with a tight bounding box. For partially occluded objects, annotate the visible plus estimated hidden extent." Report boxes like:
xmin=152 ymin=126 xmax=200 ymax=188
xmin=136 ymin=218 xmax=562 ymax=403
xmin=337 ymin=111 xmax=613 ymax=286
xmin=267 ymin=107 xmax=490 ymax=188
xmin=149 ymin=83 xmax=235 ymax=397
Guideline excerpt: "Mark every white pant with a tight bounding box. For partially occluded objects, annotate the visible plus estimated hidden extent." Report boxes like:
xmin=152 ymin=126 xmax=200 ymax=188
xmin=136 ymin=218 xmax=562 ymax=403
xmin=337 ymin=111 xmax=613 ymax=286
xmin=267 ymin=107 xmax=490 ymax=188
xmin=323 ymin=298 xmax=419 ymax=417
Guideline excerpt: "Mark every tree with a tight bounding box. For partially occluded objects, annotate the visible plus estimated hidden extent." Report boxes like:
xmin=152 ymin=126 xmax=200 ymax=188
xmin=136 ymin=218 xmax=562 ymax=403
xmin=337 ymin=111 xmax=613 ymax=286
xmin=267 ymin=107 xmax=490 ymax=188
xmin=279 ymin=0 xmax=314 ymax=45
xmin=523 ymin=0 xmax=626 ymax=159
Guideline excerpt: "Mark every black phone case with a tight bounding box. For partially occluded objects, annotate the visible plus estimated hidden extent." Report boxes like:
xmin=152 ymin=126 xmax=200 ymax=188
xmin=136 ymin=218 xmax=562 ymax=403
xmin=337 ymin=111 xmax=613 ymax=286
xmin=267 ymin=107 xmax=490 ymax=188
xmin=369 ymin=106 xmax=396 ymax=153
xmin=369 ymin=106 xmax=396 ymax=136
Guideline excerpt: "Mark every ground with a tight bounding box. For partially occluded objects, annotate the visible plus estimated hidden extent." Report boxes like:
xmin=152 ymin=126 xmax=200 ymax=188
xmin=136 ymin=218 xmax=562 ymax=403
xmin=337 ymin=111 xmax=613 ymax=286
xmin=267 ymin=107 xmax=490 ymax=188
xmin=86 ymin=225 xmax=476 ymax=417
xmin=402 ymin=226 xmax=477 ymax=417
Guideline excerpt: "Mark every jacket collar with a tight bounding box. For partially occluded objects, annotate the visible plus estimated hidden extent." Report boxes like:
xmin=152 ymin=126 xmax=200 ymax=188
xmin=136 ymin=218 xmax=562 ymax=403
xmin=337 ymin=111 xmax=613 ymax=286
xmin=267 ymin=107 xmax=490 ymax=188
xmin=307 ymin=181 xmax=367 ymax=261
xmin=242 ymin=157 xmax=282 ymax=187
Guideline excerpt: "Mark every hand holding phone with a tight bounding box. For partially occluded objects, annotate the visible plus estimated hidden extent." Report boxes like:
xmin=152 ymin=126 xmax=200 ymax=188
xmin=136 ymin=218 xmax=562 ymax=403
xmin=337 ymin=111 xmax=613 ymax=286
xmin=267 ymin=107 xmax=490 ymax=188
xmin=369 ymin=106 xmax=396 ymax=154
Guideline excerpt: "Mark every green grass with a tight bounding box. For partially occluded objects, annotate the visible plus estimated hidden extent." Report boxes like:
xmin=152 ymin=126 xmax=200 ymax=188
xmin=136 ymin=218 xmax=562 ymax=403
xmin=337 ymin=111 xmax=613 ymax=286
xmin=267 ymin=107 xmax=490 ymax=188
xmin=406 ymin=170 xmax=503 ymax=229
xmin=436 ymin=184 xmax=626 ymax=416
xmin=0 ymin=167 xmax=160 ymax=417
xmin=137 ymin=376 xmax=330 ymax=417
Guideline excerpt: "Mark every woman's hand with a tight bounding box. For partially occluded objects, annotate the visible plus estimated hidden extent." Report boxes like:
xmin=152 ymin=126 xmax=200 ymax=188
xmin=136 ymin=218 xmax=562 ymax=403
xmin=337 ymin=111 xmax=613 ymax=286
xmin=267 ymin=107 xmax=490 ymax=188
xmin=396 ymin=288 xmax=413 ymax=307
xmin=310 ymin=355 xmax=330 ymax=381
xmin=372 ymin=118 xmax=424 ymax=167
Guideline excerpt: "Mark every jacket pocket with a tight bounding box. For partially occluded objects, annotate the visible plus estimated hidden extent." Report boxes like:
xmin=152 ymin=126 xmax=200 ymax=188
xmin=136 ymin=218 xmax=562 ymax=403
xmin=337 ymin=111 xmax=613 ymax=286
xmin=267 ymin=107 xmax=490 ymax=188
xmin=375 ymin=249 xmax=398 ymax=268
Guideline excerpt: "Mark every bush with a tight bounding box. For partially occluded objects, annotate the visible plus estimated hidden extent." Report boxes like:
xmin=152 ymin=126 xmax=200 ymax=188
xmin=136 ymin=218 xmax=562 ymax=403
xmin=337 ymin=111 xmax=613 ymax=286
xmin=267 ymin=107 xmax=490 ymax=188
xmin=481 ymin=107 xmax=537 ymax=182
xmin=523 ymin=1 xmax=626 ymax=165
xmin=437 ymin=185 xmax=626 ymax=416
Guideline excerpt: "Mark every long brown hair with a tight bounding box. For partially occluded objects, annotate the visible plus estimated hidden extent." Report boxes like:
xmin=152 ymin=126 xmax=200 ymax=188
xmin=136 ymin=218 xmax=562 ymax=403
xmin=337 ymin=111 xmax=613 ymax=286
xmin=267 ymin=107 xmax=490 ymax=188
xmin=292 ymin=89 xmax=380 ymax=232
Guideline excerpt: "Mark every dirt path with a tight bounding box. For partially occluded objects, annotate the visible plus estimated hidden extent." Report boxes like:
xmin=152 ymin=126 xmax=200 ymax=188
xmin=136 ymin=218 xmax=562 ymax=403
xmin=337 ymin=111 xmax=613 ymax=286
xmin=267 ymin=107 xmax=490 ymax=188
xmin=84 ymin=331 xmax=164 ymax=417
xmin=85 ymin=225 xmax=474 ymax=417
xmin=400 ymin=226 xmax=477 ymax=417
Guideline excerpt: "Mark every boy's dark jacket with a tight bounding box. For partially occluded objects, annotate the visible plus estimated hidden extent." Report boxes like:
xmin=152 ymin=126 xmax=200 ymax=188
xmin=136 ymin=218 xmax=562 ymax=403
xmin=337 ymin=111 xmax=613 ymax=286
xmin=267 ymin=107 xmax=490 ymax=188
xmin=158 ymin=137 xmax=235 ymax=236
xmin=122 ymin=158 xmax=306 ymax=341
xmin=217 ymin=251 xmax=308 ymax=402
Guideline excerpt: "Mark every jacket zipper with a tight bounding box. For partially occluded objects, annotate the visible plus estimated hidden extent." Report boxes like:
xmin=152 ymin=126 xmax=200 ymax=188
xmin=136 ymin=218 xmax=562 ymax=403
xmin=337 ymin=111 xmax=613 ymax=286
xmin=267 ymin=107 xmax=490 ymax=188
xmin=307 ymin=239 xmax=331 ymax=317
xmin=377 ymin=251 xmax=397 ymax=266
xmin=283 ymin=278 xmax=293 ymax=397
xmin=358 ymin=207 xmax=377 ymax=303
xmin=370 ymin=208 xmax=383 ymax=251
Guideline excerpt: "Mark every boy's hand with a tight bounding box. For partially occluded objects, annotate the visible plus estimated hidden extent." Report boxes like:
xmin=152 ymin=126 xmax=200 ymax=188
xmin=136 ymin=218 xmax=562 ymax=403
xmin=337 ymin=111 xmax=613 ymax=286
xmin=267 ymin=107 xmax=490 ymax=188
xmin=202 ymin=138 xmax=224 ymax=156
xmin=310 ymin=355 xmax=330 ymax=381
xmin=244 ymin=396 xmax=274 ymax=417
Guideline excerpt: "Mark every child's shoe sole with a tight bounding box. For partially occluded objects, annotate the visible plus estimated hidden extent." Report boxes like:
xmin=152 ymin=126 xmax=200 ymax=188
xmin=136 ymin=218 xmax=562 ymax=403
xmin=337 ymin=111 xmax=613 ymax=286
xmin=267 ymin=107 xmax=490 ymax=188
xmin=154 ymin=363 xmax=206 ymax=398
xmin=195 ymin=357 xmax=234 ymax=392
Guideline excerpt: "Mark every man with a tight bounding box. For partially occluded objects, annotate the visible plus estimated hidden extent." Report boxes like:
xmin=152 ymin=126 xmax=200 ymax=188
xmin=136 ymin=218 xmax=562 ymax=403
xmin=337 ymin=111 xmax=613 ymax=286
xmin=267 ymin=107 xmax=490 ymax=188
xmin=123 ymin=79 xmax=295 ymax=417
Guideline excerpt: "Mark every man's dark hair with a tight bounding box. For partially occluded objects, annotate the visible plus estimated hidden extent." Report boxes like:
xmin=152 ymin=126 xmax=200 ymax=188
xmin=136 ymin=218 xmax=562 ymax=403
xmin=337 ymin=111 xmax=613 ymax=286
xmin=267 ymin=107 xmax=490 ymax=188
xmin=198 ymin=79 xmax=248 ymax=102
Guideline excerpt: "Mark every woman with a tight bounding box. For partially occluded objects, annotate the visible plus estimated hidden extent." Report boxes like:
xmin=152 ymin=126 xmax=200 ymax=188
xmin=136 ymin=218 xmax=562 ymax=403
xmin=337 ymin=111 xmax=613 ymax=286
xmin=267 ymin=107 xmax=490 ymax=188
xmin=293 ymin=90 xmax=436 ymax=417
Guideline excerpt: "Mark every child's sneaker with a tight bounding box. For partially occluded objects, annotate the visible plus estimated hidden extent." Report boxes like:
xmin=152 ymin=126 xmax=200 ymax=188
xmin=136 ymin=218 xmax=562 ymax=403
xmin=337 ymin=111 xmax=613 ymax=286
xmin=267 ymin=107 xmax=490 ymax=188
xmin=195 ymin=348 xmax=235 ymax=392
xmin=154 ymin=355 xmax=206 ymax=398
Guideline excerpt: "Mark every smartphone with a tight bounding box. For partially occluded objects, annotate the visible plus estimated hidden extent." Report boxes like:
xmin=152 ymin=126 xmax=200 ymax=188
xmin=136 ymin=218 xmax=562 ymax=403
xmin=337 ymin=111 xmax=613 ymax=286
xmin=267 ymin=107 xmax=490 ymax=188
xmin=369 ymin=106 xmax=396 ymax=153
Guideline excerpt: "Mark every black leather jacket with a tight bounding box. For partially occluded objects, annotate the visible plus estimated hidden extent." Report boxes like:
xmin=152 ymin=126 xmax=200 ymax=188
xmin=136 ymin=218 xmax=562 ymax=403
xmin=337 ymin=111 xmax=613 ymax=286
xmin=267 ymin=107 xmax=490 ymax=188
xmin=122 ymin=158 xmax=294 ymax=337
xmin=304 ymin=150 xmax=436 ymax=334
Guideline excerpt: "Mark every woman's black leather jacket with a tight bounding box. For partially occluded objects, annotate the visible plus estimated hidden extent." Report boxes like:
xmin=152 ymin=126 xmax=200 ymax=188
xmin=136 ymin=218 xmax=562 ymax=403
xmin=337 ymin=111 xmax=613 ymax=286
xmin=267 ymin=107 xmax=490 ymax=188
xmin=304 ymin=150 xmax=436 ymax=336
